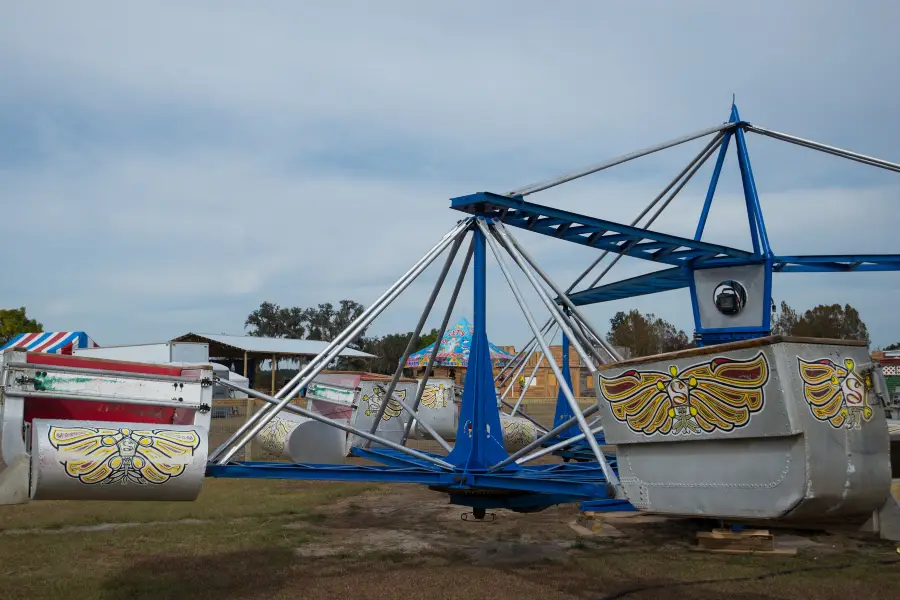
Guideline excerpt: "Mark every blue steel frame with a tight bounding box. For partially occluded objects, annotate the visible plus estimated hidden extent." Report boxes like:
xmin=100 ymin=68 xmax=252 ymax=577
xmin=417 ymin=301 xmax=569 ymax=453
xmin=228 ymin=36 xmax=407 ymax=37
xmin=208 ymin=221 xmax=616 ymax=511
xmin=208 ymin=104 xmax=898 ymax=514
xmin=451 ymin=103 xmax=900 ymax=347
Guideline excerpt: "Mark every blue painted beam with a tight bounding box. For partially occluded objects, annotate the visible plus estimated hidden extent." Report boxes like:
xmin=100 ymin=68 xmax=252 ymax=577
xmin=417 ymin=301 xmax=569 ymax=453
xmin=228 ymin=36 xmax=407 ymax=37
xmin=451 ymin=192 xmax=763 ymax=268
xmin=566 ymin=267 xmax=690 ymax=305
xmin=773 ymin=255 xmax=900 ymax=272
xmin=207 ymin=461 xmax=611 ymax=499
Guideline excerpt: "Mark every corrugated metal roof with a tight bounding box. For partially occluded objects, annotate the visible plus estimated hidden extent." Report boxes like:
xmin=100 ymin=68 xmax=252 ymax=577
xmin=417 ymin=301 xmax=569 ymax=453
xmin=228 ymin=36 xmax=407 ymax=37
xmin=172 ymin=333 xmax=376 ymax=358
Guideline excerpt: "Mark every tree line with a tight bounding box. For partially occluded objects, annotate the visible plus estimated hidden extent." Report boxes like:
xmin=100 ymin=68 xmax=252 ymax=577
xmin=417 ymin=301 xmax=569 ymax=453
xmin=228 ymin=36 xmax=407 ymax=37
xmin=1 ymin=299 xmax=891 ymax=376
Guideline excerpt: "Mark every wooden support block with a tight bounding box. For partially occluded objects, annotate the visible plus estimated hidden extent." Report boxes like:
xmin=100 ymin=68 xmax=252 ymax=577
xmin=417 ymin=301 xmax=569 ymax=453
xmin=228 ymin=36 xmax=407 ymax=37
xmin=696 ymin=528 xmax=775 ymax=552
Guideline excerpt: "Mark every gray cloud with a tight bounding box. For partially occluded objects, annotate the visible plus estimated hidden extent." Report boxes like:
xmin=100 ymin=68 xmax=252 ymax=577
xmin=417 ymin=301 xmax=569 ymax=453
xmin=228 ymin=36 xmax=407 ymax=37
xmin=1 ymin=1 xmax=898 ymax=349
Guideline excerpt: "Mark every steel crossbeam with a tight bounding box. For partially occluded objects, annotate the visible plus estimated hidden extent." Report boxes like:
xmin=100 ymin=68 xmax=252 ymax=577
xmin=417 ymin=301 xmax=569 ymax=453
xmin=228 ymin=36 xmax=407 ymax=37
xmin=451 ymin=192 xmax=761 ymax=269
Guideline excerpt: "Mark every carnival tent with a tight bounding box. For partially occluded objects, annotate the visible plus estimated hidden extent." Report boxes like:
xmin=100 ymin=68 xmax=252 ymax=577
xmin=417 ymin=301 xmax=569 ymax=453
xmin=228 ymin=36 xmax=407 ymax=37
xmin=405 ymin=317 xmax=515 ymax=368
xmin=0 ymin=332 xmax=97 ymax=354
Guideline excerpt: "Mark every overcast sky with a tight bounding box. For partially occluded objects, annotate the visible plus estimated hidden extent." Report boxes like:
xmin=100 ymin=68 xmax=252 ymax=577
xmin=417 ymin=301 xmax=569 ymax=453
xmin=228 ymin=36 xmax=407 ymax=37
xmin=2 ymin=1 xmax=899 ymax=352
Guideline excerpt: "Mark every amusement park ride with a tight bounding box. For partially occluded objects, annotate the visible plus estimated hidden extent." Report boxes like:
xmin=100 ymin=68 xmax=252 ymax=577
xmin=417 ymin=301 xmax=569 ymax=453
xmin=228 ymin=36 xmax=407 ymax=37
xmin=2 ymin=104 xmax=899 ymax=539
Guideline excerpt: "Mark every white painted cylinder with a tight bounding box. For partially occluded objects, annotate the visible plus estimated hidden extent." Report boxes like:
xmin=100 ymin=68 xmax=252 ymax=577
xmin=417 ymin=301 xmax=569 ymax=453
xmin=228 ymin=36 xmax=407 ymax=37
xmin=29 ymin=419 xmax=208 ymax=501
xmin=256 ymin=412 xmax=347 ymax=464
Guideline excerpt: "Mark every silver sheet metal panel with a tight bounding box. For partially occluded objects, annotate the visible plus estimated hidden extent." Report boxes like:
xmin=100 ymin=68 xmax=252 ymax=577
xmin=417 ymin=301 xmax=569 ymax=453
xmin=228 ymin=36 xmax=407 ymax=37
xmin=595 ymin=337 xmax=892 ymax=523
xmin=348 ymin=380 xmax=420 ymax=451
xmin=30 ymin=419 xmax=208 ymax=502
xmin=256 ymin=412 xmax=346 ymax=463
xmin=407 ymin=381 xmax=459 ymax=441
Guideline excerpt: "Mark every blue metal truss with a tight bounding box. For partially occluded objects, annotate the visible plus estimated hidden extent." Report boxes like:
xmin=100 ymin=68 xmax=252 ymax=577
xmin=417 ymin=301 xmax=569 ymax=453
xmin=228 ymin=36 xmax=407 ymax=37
xmin=567 ymin=255 xmax=900 ymax=306
xmin=207 ymin=222 xmax=622 ymax=512
xmin=207 ymin=454 xmax=614 ymax=511
xmin=207 ymin=103 xmax=897 ymax=516
xmin=454 ymin=103 xmax=900 ymax=347
xmin=772 ymin=255 xmax=900 ymax=273
xmin=567 ymin=267 xmax=689 ymax=305
xmin=451 ymin=192 xmax=762 ymax=270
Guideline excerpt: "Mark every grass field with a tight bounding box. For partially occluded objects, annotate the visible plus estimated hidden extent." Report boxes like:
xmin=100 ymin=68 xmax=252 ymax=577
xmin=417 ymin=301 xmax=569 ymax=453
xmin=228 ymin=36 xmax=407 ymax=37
xmin=2 ymin=477 xmax=899 ymax=599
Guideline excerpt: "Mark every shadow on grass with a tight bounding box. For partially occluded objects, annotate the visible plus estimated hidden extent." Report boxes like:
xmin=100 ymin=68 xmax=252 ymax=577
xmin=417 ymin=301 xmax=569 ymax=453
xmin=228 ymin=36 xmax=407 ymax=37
xmin=100 ymin=548 xmax=296 ymax=600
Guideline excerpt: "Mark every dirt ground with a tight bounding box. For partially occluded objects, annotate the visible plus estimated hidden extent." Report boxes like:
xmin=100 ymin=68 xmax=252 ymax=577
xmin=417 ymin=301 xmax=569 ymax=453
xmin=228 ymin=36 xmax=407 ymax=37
xmin=2 ymin=479 xmax=898 ymax=600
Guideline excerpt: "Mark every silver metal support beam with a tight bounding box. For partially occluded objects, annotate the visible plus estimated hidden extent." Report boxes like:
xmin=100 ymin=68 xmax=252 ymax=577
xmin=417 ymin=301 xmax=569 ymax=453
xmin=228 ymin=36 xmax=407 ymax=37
xmin=210 ymin=219 xmax=470 ymax=462
xmin=366 ymin=233 xmax=466 ymax=441
xmin=491 ymin=405 xmax=600 ymax=471
xmin=747 ymin=125 xmax=900 ymax=174
xmin=508 ymin=122 xmax=737 ymax=196
xmin=3 ymin=390 xmax=200 ymax=410
xmin=479 ymin=218 xmax=620 ymax=489
xmin=585 ymin=131 xmax=725 ymax=289
xmin=400 ymin=239 xmax=475 ymax=445
xmin=495 ymin=131 xmax=726 ymax=374
xmin=484 ymin=222 xmax=599 ymax=371
xmin=499 ymin=398 xmax=549 ymax=433
xmin=3 ymin=362 xmax=209 ymax=384
xmin=500 ymin=348 xmax=535 ymax=400
xmin=494 ymin=323 xmax=550 ymax=383
xmin=213 ymin=223 xmax=470 ymax=464
xmin=387 ymin=393 xmax=454 ymax=453
xmin=510 ymin=348 xmax=547 ymax=417
xmin=215 ymin=378 xmax=454 ymax=470
xmin=515 ymin=425 xmax=604 ymax=465
xmin=493 ymin=221 xmax=615 ymax=363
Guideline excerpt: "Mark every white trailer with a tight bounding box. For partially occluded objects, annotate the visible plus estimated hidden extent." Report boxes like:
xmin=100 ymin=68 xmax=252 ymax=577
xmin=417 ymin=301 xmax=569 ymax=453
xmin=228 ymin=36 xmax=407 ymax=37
xmin=74 ymin=342 xmax=210 ymax=364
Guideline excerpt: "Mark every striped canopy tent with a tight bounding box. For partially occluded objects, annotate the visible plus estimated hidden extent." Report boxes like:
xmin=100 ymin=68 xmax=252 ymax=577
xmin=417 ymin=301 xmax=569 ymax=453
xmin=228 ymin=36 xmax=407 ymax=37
xmin=0 ymin=332 xmax=97 ymax=355
xmin=405 ymin=317 xmax=515 ymax=369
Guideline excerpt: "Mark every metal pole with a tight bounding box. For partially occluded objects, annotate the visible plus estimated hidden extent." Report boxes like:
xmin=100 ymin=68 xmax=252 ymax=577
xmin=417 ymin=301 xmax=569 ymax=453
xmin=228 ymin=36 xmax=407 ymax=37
xmin=214 ymin=377 xmax=454 ymax=470
xmin=366 ymin=233 xmax=465 ymax=439
xmin=497 ymin=131 xmax=726 ymax=373
xmin=400 ymin=239 xmax=475 ymax=445
xmin=584 ymin=137 xmax=722 ymax=291
xmin=499 ymin=398 xmax=549 ymax=433
xmin=493 ymin=323 xmax=550 ymax=382
xmin=490 ymin=405 xmax=600 ymax=471
xmin=210 ymin=218 xmax=470 ymax=462
xmin=746 ymin=125 xmax=900 ymax=174
xmin=493 ymin=221 xmax=617 ymax=363
xmin=383 ymin=393 xmax=454 ymax=453
xmin=510 ymin=349 xmax=546 ymax=417
xmin=483 ymin=223 xmax=600 ymax=371
xmin=515 ymin=424 xmax=604 ymax=465
xmin=500 ymin=348 xmax=536 ymax=400
xmin=695 ymin=133 xmax=732 ymax=240
xmin=213 ymin=224 xmax=469 ymax=464
xmin=508 ymin=122 xmax=736 ymax=196
xmin=479 ymin=218 xmax=619 ymax=488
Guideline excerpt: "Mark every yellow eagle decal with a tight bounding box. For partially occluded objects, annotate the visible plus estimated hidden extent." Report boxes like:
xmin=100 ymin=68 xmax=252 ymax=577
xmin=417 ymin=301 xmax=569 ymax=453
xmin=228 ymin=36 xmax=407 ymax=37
xmin=363 ymin=385 xmax=406 ymax=421
xmin=48 ymin=426 xmax=201 ymax=485
xmin=598 ymin=352 xmax=769 ymax=436
xmin=798 ymin=357 xmax=874 ymax=430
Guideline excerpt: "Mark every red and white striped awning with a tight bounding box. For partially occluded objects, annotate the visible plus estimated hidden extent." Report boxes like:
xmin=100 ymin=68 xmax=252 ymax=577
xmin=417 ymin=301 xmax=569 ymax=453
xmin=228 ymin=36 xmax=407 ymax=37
xmin=0 ymin=332 xmax=97 ymax=354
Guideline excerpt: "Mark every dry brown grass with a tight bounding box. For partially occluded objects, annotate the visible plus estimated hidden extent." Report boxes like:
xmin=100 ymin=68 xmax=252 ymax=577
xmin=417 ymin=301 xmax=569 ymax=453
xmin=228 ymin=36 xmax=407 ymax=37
xmin=0 ymin=479 xmax=898 ymax=600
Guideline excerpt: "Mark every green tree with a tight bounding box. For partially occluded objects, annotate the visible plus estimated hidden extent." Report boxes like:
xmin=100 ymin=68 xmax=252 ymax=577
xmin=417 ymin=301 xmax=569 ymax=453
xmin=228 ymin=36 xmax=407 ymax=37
xmin=245 ymin=299 xmax=368 ymax=347
xmin=606 ymin=310 xmax=692 ymax=357
xmin=245 ymin=302 xmax=306 ymax=338
xmin=771 ymin=301 xmax=799 ymax=336
xmin=772 ymin=302 xmax=869 ymax=343
xmin=362 ymin=332 xmax=416 ymax=374
xmin=883 ymin=342 xmax=900 ymax=351
xmin=417 ymin=328 xmax=441 ymax=350
xmin=0 ymin=307 xmax=43 ymax=347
